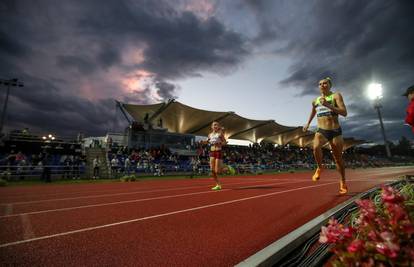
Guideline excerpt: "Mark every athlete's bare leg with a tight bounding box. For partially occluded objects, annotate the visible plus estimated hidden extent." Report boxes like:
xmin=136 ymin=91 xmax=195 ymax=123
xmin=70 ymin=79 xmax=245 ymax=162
xmin=330 ymin=136 xmax=348 ymax=194
xmin=210 ymin=157 xmax=219 ymax=183
xmin=312 ymin=133 xmax=327 ymax=181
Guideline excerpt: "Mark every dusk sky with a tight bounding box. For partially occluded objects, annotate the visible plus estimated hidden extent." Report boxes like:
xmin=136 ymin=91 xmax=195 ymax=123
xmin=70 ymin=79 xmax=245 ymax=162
xmin=1 ymin=0 xmax=413 ymax=143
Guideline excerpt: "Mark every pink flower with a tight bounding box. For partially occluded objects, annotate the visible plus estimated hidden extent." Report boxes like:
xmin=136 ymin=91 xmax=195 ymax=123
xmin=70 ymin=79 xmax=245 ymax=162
xmin=376 ymin=242 xmax=399 ymax=258
xmin=319 ymin=226 xmax=330 ymax=243
xmin=319 ymin=218 xmax=343 ymax=244
xmin=375 ymin=232 xmax=400 ymax=259
xmin=368 ymin=230 xmax=378 ymax=241
xmin=381 ymin=186 xmax=405 ymax=204
xmin=347 ymin=239 xmax=364 ymax=253
xmin=385 ymin=202 xmax=409 ymax=226
xmin=319 ymin=225 xmax=341 ymax=243
xmin=356 ymin=199 xmax=377 ymax=220
xmin=379 ymin=231 xmax=394 ymax=242
xmin=342 ymin=226 xmax=354 ymax=238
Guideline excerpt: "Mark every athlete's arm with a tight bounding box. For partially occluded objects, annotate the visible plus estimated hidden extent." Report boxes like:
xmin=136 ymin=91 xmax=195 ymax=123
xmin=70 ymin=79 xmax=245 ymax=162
xmin=201 ymin=134 xmax=210 ymax=145
xmin=323 ymin=92 xmax=347 ymax=117
xmin=303 ymin=102 xmax=316 ymax=132
xmin=219 ymin=128 xmax=227 ymax=145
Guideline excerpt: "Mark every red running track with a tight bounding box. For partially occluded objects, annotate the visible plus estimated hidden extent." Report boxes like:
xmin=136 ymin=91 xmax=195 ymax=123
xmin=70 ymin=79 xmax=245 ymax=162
xmin=0 ymin=167 xmax=413 ymax=266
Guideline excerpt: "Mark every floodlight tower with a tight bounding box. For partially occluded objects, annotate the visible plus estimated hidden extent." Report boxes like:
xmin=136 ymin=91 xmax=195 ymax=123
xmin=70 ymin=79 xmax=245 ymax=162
xmin=367 ymin=83 xmax=392 ymax=158
xmin=0 ymin=78 xmax=24 ymax=136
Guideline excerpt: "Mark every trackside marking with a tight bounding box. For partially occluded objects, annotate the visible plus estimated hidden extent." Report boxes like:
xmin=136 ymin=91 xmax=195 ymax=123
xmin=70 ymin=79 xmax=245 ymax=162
xmin=0 ymin=181 xmax=344 ymax=248
xmin=0 ymin=180 xmax=314 ymax=218
xmin=0 ymin=178 xmax=312 ymax=206
xmin=0 ymin=176 xmax=392 ymax=218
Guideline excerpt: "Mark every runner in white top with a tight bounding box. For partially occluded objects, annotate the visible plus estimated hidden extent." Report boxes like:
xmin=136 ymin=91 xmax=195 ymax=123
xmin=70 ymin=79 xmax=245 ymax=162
xmin=203 ymin=121 xmax=235 ymax=190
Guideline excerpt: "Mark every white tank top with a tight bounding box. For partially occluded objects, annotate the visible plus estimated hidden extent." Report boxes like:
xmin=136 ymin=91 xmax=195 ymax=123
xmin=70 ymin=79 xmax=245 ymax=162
xmin=209 ymin=132 xmax=222 ymax=145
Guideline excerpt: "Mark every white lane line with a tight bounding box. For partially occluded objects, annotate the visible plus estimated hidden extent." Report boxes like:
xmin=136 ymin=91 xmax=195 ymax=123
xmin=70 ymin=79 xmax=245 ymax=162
xmin=20 ymin=214 xmax=35 ymax=240
xmin=0 ymin=178 xmax=312 ymax=206
xmin=0 ymin=177 xmax=272 ymax=202
xmin=0 ymin=181 xmax=340 ymax=248
xmin=1 ymin=167 xmax=408 ymax=202
xmin=1 ymin=190 xmax=226 ymax=218
xmin=0 ymin=180 xmax=314 ymax=218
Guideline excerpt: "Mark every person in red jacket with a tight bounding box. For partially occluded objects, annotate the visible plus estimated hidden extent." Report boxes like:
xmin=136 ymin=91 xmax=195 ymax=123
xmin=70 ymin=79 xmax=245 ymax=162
xmin=403 ymin=85 xmax=414 ymax=133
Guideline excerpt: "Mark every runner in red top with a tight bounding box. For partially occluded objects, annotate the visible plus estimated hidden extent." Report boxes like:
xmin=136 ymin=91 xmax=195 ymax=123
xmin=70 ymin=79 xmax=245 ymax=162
xmin=403 ymin=85 xmax=414 ymax=133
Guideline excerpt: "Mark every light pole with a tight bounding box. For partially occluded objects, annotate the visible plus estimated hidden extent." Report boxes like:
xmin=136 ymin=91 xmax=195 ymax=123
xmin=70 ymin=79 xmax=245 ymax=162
xmin=367 ymin=83 xmax=392 ymax=158
xmin=0 ymin=78 xmax=24 ymax=136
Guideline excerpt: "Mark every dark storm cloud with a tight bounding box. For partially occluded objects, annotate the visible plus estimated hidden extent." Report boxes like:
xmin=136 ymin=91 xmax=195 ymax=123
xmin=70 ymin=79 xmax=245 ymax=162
xmin=0 ymin=0 xmax=249 ymax=136
xmin=2 ymin=74 xmax=121 ymax=137
xmin=77 ymin=1 xmax=249 ymax=78
xmin=0 ymin=31 xmax=30 ymax=58
xmin=155 ymin=81 xmax=178 ymax=100
xmin=56 ymin=55 xmax=97 ymax=75
xmin=244 ymin=0 xmax=414 ymax=142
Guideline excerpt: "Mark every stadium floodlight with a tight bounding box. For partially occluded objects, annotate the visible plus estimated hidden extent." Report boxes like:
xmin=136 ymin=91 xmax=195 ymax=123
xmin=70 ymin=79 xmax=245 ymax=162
xmin=367 ymin=83 xmax=383 ymax=100
xmin=367 ymin=82 xmax=391 ymax=158
xmin=0 ymin=78 xmax=24 ymax=136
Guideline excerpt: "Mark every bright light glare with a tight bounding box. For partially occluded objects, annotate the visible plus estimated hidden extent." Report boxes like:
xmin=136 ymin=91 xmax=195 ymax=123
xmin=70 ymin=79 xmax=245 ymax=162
xmin=367 ymin=83 xmax=383 ymax=100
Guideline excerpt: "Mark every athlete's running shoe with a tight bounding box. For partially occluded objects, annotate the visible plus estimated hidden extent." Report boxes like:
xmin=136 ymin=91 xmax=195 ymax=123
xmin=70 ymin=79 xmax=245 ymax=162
xmin=339 ymin=181 xmax=348 ymax=195
xmin=228 ymin=165 xmax=236 ymax=175
xmin=211 ymin=184 xmax=222 ymax=191
xmin=312 ymin=167 xmax=322 ymax=181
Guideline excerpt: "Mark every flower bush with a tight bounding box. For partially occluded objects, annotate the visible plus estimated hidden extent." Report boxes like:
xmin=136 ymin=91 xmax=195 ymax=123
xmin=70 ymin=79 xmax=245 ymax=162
xmin=319 ymin=184 xmax=414 ymax=266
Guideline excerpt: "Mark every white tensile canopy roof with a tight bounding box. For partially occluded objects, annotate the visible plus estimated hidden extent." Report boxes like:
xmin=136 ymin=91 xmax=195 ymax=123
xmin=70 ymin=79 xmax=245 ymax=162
xmin=120 ymin=99 xmax=365 ymax=149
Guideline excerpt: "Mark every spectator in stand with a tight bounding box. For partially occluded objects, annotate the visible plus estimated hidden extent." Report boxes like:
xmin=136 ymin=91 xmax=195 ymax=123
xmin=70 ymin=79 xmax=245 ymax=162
xmin=72 ymin=155 xmax=81 ymax=179
xmin=124 ymin=156 xmax=131 ymax=175
xmin=42 ymin=154 xmax=51 ymax=183
xmin=15 ymin=151 xmax=26 ymax=162
xmin=106 ymin=136 xmax=112 ymax=151
xmin=7 ymin=150 xmax=16 ymax=166
xmin=131 ymin=150 xmax=139 ymax=162
xmin=93 ymin=156 xmax=101 ymax=179
xmin=403 ymin=85 xmax=414 ymax=133
xmin=111 ymin=156 xmax=119 ymax=178
xmin=190 ymin=156 xmax=200 ymax=176
xmin=17 ymin=159 xmax=26 ymax=180
xmin=77 ymin=132 xmax=84 ymax=143
xmin=63 ymin=156 xmax=72 ymax=179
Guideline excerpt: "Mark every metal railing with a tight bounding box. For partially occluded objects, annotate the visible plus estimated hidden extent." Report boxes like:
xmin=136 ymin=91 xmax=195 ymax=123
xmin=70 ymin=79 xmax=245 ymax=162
xmin=0 ymin=165 xmax=85 ymax=181
xmin=1 ymin=161 xmax=410 ymax=181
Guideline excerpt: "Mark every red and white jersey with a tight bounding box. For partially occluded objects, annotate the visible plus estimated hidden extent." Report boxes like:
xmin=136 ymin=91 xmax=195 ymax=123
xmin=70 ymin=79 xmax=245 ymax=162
xmin=208 ymin=132 xmax=224 ymax=145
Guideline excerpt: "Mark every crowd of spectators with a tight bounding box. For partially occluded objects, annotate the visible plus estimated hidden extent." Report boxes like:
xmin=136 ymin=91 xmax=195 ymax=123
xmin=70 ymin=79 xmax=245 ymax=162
xmin=107 ymin=145 xmax=186 ymax=177
xmin=0 ymin=150 xmax=86 ymax=181
xmin=105 ymin=142 xmax=409 ymax=177
xmin=1 ymin=138 xmax=411 ymax=181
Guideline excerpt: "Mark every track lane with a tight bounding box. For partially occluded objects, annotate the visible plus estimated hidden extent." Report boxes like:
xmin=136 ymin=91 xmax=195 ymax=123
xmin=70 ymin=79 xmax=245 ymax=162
xmin=0 ymin=170 xmax=412 ymax=265
xmin=0 ymin=177 xmax=402 ymax=266
xmin=0 ymin=167 xmax=405 ymax=203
